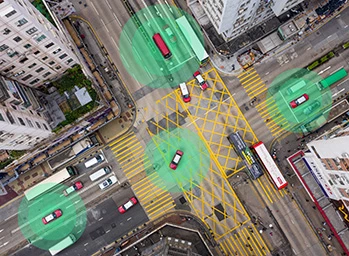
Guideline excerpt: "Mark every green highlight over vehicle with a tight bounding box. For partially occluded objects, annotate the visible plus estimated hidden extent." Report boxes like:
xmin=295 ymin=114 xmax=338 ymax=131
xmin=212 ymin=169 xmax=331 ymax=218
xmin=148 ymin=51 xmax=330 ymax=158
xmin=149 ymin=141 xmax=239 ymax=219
xmin=119 ymin=5 xmax=208 ymax=88
xmin=317 ymin=68 xmax=348 ymax=90
xmin=266 ymin=68 xmax=333 ymax=134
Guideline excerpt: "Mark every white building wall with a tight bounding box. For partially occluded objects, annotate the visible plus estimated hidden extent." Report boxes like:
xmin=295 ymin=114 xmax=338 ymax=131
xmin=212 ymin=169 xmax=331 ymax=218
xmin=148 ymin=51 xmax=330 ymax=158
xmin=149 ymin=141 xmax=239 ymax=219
xmin=271 ymin=0 xmax=304 ymax=16
xmin=198 ymin=0 xmax=303 ymax=41
xmin=0 ymin=102 xmax=52 ymax=150
xmin=308 ymin=136 xmax=349 ymax=159
xmin=0 ymin=0 xmax=78 ymax=88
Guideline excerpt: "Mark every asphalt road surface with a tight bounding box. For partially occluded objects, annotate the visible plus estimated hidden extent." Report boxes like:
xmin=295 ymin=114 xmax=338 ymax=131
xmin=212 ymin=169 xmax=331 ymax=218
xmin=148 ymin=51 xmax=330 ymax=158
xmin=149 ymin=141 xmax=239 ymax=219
xmin=12 ymin=187 xmax=147 ymax=256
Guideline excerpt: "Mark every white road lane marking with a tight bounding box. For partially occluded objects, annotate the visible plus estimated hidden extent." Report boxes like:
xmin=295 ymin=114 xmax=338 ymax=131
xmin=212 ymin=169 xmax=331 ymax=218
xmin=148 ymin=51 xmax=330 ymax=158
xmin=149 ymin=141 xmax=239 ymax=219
xmin=106 ymin=0 xmax=112 ymax=9
xmin=111 ymin=37 xmax=119 ymax=50
xmin=106 ymin=229 xmax=110 ymax=233
xmin=84 ymin=243 xmax=89 ymax=246
xmin=113 ymin=13 xmax=122 ymax=27
xmin=4 ymin=213 xmax=17 ymax=222
xmin=98 ymin=217 xmax=104 ymax=221
xmin=0 ymin=229 xmax=3 ymax=233
xmin=91 ymin=2 xmax=99 ymax=16
xmin=127 ymin=217 xmax=132 ymax=221
xmin=101 ymin=19 xmax=109 ymax=33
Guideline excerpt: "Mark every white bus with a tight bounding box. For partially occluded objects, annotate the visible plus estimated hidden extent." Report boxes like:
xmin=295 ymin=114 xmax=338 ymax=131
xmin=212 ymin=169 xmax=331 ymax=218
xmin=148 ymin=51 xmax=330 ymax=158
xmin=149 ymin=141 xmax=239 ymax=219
xmin=49 ymin=234 xmax=76 ymax=255
xmin=251 ymin=142 xmax=288 ymax=190
xmin=24 ymin=167 xmax=77 ymax=201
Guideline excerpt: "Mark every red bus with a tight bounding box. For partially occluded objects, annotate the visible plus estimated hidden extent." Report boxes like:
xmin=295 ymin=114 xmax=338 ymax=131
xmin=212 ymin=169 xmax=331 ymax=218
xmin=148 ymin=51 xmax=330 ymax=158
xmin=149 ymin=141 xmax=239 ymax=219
xmin=251 ymin=142 xmax=288 ymax=190
xmin=152 ymin=33 xmax=172 ymax=59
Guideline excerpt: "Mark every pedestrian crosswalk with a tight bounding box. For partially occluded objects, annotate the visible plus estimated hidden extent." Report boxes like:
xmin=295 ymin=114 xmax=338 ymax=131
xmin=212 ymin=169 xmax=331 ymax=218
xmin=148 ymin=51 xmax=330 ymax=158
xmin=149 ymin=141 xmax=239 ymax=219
xmin=220 ymin=225 xmax=269 ymax=256
xmin=108 ymin=132 xmax=175 ymax=220
xmin=238 ymin=68 xmax=290 ymax=137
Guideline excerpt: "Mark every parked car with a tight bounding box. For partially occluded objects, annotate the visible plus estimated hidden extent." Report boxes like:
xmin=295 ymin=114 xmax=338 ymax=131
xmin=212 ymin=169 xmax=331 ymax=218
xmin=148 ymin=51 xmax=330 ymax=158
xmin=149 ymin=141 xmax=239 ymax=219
xmin=169 ymin=150 xmax=183 ymax=170
xmin=118 ymin=197 xmax=138 ymax=214
xmin=193 ymin=71 xmax=208 ymax=90
xmin=290 ymin=94 xmax=309 ymax=108
xmin=42 ymin=209 xmax=63 ymax=225
xmin=303 ymin=101 xmax=321 ymax=114
xmin=63 ymin=181 xmax=83 ymax=196
xmin=99 ymin=175 xmax=118 ymax=190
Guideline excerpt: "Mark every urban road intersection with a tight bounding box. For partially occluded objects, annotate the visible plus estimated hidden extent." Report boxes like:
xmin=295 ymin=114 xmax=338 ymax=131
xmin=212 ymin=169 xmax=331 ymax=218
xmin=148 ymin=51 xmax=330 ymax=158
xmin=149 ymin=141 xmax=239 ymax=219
xmin=3 ymin=0 xmax=349 ymax=255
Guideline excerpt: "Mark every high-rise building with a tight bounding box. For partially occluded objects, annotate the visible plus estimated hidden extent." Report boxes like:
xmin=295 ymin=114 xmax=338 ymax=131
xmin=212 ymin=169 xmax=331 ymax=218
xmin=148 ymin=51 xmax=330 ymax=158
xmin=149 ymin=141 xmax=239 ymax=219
xmin=197 ymin=0 xmax=303 ymax=41
xmin=0 ymin=0 xmax=78 ymax=88
xmin=303 ymin=125 xmax=349 ymax=209
xmin=0 ymin=76 xmax=52 ymax=150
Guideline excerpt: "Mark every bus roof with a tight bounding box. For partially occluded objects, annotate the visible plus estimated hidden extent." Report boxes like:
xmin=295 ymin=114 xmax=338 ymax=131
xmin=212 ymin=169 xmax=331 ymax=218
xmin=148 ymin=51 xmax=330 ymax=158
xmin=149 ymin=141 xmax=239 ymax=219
xmin=175 ymin=16 xmax=208 ymax=63
xmin=24 ymin=168 xmax=72 ymax=201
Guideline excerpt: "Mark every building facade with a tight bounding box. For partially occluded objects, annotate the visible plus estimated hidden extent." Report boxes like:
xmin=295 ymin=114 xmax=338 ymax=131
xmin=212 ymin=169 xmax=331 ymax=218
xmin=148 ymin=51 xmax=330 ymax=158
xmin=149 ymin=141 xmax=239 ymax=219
xmin=198 ymin=0 xmax=303 ymax=41
xmin=0 ymin=0 xmax=78 ymax=88
xmin=0 ymin=76 xmax=52 ymax=150
xmin=304 ymin=125 xmax=349 ymax=209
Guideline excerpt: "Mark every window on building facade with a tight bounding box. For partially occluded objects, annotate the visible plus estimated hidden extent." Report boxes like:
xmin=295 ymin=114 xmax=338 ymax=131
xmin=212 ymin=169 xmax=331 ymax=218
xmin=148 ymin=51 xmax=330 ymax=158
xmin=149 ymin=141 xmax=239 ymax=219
xmin=33 ymin=50 xmax=40 ymax=55
xmin=5 ymin=10 xmax=17 ymax=18
xmin=3 ymin=28 xmax=11 ymax=35
xmin=48 ymin=61 xmax=55 ymax=65
xmin=35 ymin=67 xmax=44 ymax=73
xmin=35 ymin=121 xmax=41 ymax=128
xmin=19 ymin=57 xmax=29 ymax=64
xmin=29 ymin=79 xmax=40 ymax=85
xmin=42 ymin=72 xmax=51 ymax=78
xmin=7 ymin=50 xmax=18 ymax=58
xmin=43 ymin=123 xmax=48 ymax=130
xmin=3 ymin=65 xmax=15 ymax=73
xmin=23 ymin=44 xmax=31 ymax=49
xmin=45 ymin=42 xmax=54 ymax=48
xmin=0 ymin=44 xmax=9 ymax=52
xmin=59 ymin=53 xmax=68 ymax=59
xmin=13 ymin=36 xmax=22 ymax=42
xmin=17 ymin=18 xmax=28 ymax=27
xmin=18 ymin=117 xmax=25 ymax=126
xmin=22 ymin=74 xmax=33 ymax=81
xmin=5 ymin=111 xmax=15 ymax=124
xmin=26 ymin=27 xmax=38 ymax=35
xmin=26 ymin=118 xmax=33 ymax=127
xmin=42 ymin=56 xmax=48 ymax=61
xmin=66 ymin=58 xmax=74 ymax=64
xmin=0 ymin=113 xmax=4 ymax=121
xmin=53 ymin=48 xmax=61 ymax=54
xmin=35 ymin=34 xmax=46 ymax=42
xmin=28 ymin=63 xmax=37 ymax=68
xmin=55 ymin=65 xmax=61 ymax=70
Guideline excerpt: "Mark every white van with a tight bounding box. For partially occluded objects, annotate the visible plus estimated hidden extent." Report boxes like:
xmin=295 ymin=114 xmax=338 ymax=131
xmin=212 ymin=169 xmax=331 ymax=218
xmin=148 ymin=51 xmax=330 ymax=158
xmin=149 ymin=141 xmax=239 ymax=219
xmin=99 ymin=175 xmax=118 ymax=190
xmin=179 ymin=83 xmax=191 ymax=103
xmin=89 ymin=166 xmax=111 ymax=181
xmin=84 ymin=154 xmax=104 ymax=168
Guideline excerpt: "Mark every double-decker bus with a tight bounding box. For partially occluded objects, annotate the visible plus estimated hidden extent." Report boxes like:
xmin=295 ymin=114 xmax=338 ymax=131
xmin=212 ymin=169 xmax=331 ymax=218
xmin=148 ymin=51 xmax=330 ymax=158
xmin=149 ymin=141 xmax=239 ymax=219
xmin=227 ymin=132 xmax=264 ymax=179
xmin=49 ymin=234 xmax=76 ymax=255
xmin=24 ymin=166 xmax=77 ymax=201
xmin=317 ymin=68 xmax=348 ymax=90
xmin=251 ymin=142 xmax=288 ymax=190
xmin=175 ymin=16 xmax=209 ymax=66
xmin=152 ymin=33 xmax=172 ymax=59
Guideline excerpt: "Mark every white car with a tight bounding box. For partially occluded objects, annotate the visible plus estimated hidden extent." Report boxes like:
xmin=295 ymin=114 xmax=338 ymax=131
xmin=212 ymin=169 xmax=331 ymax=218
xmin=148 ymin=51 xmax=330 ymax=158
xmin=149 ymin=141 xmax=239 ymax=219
xmin=98 ymin=175 xmax=118 ymax=190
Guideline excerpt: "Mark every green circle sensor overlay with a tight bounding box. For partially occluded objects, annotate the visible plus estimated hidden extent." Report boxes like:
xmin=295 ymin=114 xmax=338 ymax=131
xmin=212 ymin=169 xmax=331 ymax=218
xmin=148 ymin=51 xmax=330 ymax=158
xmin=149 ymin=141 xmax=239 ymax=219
xmin=266 ymin=68 xmax=332 ymax=134
xmin=144 ymin=128 xmax=210 ymax=193
xmin=119 ymin=4 xmax=205 ymax=88
xmin=18 ymin=183 xmax=87 ymax=251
